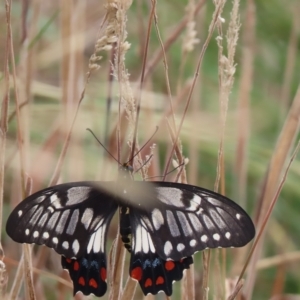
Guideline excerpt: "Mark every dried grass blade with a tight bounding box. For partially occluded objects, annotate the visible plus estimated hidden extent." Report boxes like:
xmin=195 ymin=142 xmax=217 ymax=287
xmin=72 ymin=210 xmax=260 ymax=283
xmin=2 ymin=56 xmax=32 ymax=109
xmin=242 ymin=138 xmax=300 ymax=299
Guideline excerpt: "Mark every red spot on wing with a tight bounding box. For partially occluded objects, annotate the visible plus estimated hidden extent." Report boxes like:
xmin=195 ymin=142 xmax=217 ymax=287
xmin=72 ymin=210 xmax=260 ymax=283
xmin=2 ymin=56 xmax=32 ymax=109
xmin=78 ymin=277 xmax=85 ymax=286
xmin=89 ymin=278 xmax=98 ymax=288
xmin=130 ymin=267 xmax=142 ymax=281
xmin=100 ymin=267 xmax=107 ymax=281
xmin=156 ymin=276 xmax=164 ymax=285
xmin=145 ymin=278 xmax=153 ymax=287
xmin=73 ymin=261 xmax=79 ymax=271
xmin=66 ymin=258 xmax=71 ymax=263
xmin=165 ymin=260 xmax=175 ymax=271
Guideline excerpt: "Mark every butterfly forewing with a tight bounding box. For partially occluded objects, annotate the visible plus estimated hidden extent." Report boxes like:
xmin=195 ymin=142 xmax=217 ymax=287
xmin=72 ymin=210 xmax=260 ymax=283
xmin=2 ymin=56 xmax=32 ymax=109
xmin=6 ymin=182 xmax=118 ymax=258
xmin=136 ymin=182 xmax=255 ymax=261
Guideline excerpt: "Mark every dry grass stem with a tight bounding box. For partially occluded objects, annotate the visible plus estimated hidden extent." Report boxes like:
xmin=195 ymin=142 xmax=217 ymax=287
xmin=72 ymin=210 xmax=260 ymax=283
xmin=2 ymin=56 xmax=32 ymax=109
xmin=231 ymin=0 xmax=256 ymax=278
xmin=242 ymin=138 xmax=300 ymax=298
xmin=144 ymin=0 xmax=206 ymax=80
xmin=120 ymin=277 xmax=137 ymax=300
xmin=256 ymin=251 xmax=300 ymax=270
xmin=214 ymin=0 xmax=240 ymax=193
xmin=280 ymin=8 xmax=299 ymax=112
xmin=234 ymin=0 xmax=256 ymax=206
xmin=245 ymin=84 xmax=300 ymax=297
xmin=226 ymin=279 xmax=244 ymax=300
xmin=177 ymin=0 xmax=200 ymax=92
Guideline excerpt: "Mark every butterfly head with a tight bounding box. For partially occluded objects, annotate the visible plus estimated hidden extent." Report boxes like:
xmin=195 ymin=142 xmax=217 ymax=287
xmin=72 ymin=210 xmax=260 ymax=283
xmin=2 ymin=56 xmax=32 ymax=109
xmin=118 ymin=163 xmax=134 ymax=181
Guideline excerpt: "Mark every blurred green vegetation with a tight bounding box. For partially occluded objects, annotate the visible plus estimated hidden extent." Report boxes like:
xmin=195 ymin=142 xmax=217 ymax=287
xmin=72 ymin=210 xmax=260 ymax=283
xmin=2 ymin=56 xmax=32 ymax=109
xmin=2 ymin=0 xmax=300 ymax=299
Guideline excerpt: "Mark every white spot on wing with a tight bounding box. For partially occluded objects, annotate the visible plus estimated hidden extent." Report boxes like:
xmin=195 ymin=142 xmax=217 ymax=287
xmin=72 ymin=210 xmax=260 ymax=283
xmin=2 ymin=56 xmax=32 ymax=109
xmin=164 ymin=241 xmax=173 ymax=256
xmin=43 ymin=232 xmax=49 ymax=239
xmin=176 ymin=211 xmax=193 ymax=236
xmin=47 ymin=206 xmax=55 ymax=213
xmin=149 ymin=234 xmax=155 ymax=253
xmin=66 ymin=187 xmax=92 ymax=205
xmin=225 ymin=232 xmax=231 ymax=239
xmin=56 ymin=210 xmax=70 ymax=234
xmin=213 ymin=233 xmax=220 ymax=241
xmin=52 ymin=237 xmax=58 ymax=244
xmin=141 ymin=227 xmax=149 ymax=254
xmin=62 ymin=241 xmax=69 ymax=249
xmin=192 ymin=194 xmax=202 ymax=205
xmin=93 ymin=224 xmax=106 ymax=253
xmin=33 ymin=231 xmax=39 ymax=238
xmin=166 ymin=211 xmax=180 ymax=237
xmin=187 ymin=213 xmax=203 ymax=232
xmin=177 ymin=243 xmax=185 ymax=251
xmin=38 ymin=213 xmax=49 ymax=228
xmin=152 ymin=208 xmax=164 ymax=230
xmin=81 ymin=208 xmax=94 ymax=229
xmin=236 ymin=213 xmax=241 ymax=220
xmin=190 ymin=239 xmax=197 ymax=247
xmin=30 ymin=207 xmax=44 ymax=226
xmin=201 ymin=235 xmax=208 ymax=242
xmin=18 ymin=210 xmax=23 ymax=217
xmin=36 ymin=195 xmax=46 ymax=203
xmin=156 ymin=187 xmax=184 ymax=207
xmin=47 ymin=212 xmax=60 ymax=230
xmin=87 ymin=232 xmax=95 ymax=254
xmin=50 ymin=194 xmax=59 ymax=204
xmin=66 ymin=209 xmax=79 ymax=235
xmin=134 ymin=225 xmax=142 ymax=252
xmin=72 ymin=239 xmax=80 ymax=255
xmin=203 ymin=215 xmax=214 ymax=230
xmin=25 ymin=229 xmax=30 ymax=235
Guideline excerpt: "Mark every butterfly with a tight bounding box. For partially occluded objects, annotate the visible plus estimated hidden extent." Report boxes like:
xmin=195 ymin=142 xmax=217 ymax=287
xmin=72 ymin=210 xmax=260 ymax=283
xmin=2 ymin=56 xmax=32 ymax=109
xmin=6 ymin=163 xmax=255 ymax=297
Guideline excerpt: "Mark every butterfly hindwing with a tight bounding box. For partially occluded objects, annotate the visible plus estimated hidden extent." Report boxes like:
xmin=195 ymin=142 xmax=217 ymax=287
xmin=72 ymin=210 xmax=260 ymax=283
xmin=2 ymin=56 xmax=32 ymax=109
xmin=62 ymin=254 xmax=107 ymax=297
xmin=129 ymin=210 xmax=193 ymax=296
xmin=135 ymin=182 xmax=255 ymax=261
xmin=6 ymin=182 xmax=118 ymax=258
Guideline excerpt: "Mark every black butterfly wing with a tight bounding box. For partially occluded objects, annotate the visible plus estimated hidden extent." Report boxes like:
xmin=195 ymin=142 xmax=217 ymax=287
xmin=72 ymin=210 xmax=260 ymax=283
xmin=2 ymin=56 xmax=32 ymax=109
xmin=6 ymin=182 xmax=118 ymax=258
xmin=129 ymin=210 xmax=193 ymax=296
xmin=135 ymin=182 xmax=255 ymax=261
xmin=61 ymin=227 xmax=108 ymax=297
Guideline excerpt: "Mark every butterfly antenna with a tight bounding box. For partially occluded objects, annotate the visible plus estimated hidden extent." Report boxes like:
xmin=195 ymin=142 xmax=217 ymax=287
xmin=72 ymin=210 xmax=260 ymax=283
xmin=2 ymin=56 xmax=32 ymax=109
xmin=134 ymin=154 xmax=153 ymax=174
xmin=126 ymin=126 xmax=159 ymax=165
xmin=86 ymin=128 xmax=121 ymax=166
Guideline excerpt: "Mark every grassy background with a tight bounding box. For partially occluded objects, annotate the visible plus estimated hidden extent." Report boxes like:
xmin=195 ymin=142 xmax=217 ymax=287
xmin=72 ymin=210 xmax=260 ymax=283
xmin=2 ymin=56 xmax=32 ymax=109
xmin=1 ymin=0 xmax=300 ymax=299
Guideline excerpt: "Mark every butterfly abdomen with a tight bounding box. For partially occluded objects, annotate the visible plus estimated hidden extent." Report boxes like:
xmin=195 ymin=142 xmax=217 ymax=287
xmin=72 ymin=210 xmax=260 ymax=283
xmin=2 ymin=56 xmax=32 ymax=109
xmin=119 ymin=206 xmax=132 ymax=252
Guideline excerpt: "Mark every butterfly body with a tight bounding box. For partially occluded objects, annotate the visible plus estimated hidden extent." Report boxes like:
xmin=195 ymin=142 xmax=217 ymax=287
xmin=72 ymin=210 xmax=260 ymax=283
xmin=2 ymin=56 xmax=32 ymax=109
xmin=6 ymin=165 xmax=255 ymax=297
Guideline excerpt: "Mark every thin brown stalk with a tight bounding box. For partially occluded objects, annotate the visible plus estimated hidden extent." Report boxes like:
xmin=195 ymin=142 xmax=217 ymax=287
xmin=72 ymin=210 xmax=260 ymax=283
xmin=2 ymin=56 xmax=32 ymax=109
xmin=151 ymin=0 xmax=176 ymax=128
xmin=202 ymin=250 xmax=211 ymax=299
xmin=130 ymin=0 xmax=155 ymax=163
xmin=256 ymin=251 xmax=300 ymax=270
xmin=231 ymin=0 xmax=256 ymax=277
xmin=23 ymin=245 xmax=36 ymax=300
xmin=163 ymin=0 xmax=225 ymax=181
xmin=143 ymin=0 xmax=206 ymax=81
xmin=280 ymin=8 xmax=299 ymax=113
xmin=0 ymin=0 xmax=12 ymax=245
xmin=0 ymin=0 xmax=13 ymax=298
xmin=227 ymin=279 xmax=244 ymax=300
xmin=245 ymin=84 xmax=300 ymax=297
xmin=151 ymin=0 xmax=188 ymax=186
xmin=109 ymin=235 xmax=126 ymax=300
xmin=234 ymin=0 xmax=256 ymax=206
xmin=120 ymin=277 xmax=137 ymax=300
